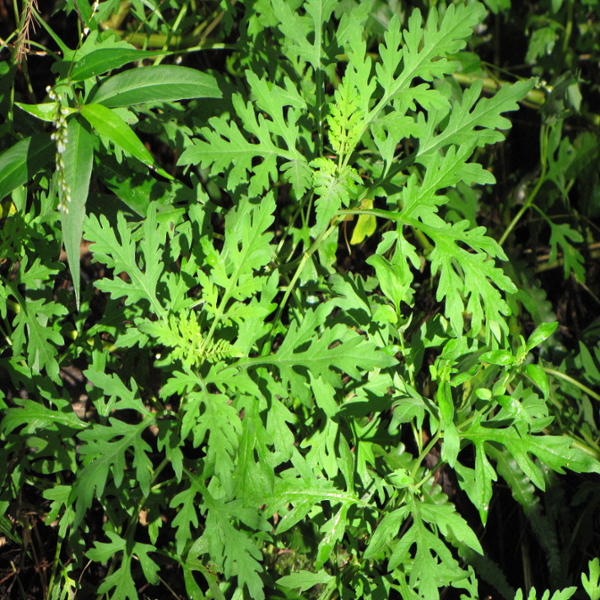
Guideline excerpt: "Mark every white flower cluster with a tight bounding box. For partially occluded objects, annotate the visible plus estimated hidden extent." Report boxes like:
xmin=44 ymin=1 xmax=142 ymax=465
xmin=47 ymin=86 xmax=71 ymax=213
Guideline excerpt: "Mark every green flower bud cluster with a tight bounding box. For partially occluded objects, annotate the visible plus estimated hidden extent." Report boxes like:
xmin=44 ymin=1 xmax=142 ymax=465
xmin=47 ymin=85 xmax=71 ymax=213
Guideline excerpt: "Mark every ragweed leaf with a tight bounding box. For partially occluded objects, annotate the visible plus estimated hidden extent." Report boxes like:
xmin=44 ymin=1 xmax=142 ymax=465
xmin=311 ymin=157 xmax=361 ymax=234
xmin=460 ymin=417 xmax=600 ymax=522
xmin=271 ymin=0 xmax=338 ymax=70
xmin=74 ymin=417 xmax=154 ymax=526
xmin=277 ymin=570 xmax=335 ymax=592
xmin=88 ymin=531 xmax=160 ymax=600
xmin=85 ymin=204 xmax=167 ymax=315
xmin=179 ymin=78 xmax=306 ymax=196
xmin=425 ymin=221 xmax=517 ymax=337
xmin=9 ymin=293 xmax=68 ymax=382
xmin=247 ymin=304 xmax=396 ymax=400
xmin=547 ymin=220 xmax=585 ymax=281
xmin=386 ymin=495 xmax=482 ymax=600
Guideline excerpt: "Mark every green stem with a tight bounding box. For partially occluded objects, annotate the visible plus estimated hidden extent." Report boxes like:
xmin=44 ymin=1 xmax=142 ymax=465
xmin=411 ymin=431 xmax=440 ymax=480
xmin=261 ymin=221 xmax=339 ymax=356
xmin=562 ymin=0 xmax=574 ymax=57
xmin=101 ymin=27 xmax=234 ymax=51
xmin=544 ymin=367 xmax=600 ymax=402
xmin=571 ymin=436 xmax=600 ymax=461
xmin=498 ymin=125 xmax=550 ymax=247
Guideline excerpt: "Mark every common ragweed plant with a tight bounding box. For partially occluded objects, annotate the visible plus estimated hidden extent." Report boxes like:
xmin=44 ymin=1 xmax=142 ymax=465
xmin=0 ymin=1 xmax=599 ymax=599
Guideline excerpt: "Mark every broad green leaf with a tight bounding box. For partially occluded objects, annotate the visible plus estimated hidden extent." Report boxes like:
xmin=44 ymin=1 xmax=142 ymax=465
xmin=418 ymin=79 xmax=535 ymax=158
xmin=184 ymin=552 xmax=227 ymax=600
xmin=358 ymin=3 xmax=486 ymax=149
xmin=90 ymin=65 xmax=221 ymax=107
xmin=79 ymin=103 xmax=172 ymax=179
xmin=388 ymin=495 xmax=478 ymax=598
xmin=71 ymin=48 xmax=165 ymax=81
xmin=246 ymin=71 xmax=306 ymax=151
xmin=350 ymin=199 xmax=377 ymax=244
xmin=212 ymin=193 xmax=276 ymax=296
xmin=170 ymin=485 xmax=200 ymax=555
xmin=83 ymin=369 xmax=147 ymax=415
xmin=201 ymin=500 xmax=266 ymax=600
xmin=547 ymin=220 xmax=585 ymax=281
xmin=526 ymin=321 xmax=559 ymax=351
xmin=525 ymin=364 xmax=550 ymax=398
xmin=437 ymin=381 xmax=460 ymax=467
xmin=16 ymin=102 xmax=75 ymax=122
xmin=233 ymin=396 xmax=275 ymax=502
xmin=364 ymin=508 xmax=409 ymax=560
xmin=455 ymin=448 xmax=496 ymax=524
xmin=60 ymin=116 xmax=94 ymax=309
xmin=480 ymin=350 xmax=515 ymax=366
xmin=87 ymin=530 xmax=128 ymax=564
xmin=178 ymin=110 xmax=281 ymax=194
xmin=88 ymin=531 xmax=160 ymax=599
xmin=311 ymin=158 xmax=361 ymax=234
xmin=310 ymin=374 xmax=339 ymax=418
xmin=419 ymin=503 xmax=482 ymax=554
xmin=95 ymin=153 xmax=194 ymax=216
xmin=133 ymin=541 xmax=160 ymax=586
xmin=487 ymin=446 xmax=537 ymax=511
xmin=424 ymin=220 xmax=516 ymax=336
xmin=366 ymin=254 xmax=408 ymax=313
xmin=181 ymin=390 xmax=240 ymax=497
xmin=266 ymin=449 xmax=359 ymax=533
xmin=0 ymin=134 xmax=54 ymax=201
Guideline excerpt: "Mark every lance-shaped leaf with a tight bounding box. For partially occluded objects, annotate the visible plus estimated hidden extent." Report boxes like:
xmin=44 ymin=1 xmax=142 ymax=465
xmin=90 ymin=65 xmax=221 ymax=107
xmin=71 ymin=48 xmax=165 ymax=82
xmin=60 ymin=116 xmax=94 ymax=309
xmin=79 ymin=103 xmax=172 ymax=179
xmin=0 ymin=134 xmax=54 ymax=201
xmin=277 ymin=570 xmax=335 ymax=592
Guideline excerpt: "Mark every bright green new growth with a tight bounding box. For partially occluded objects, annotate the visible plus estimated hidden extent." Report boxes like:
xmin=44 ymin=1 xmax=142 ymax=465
xmin=1 ymin=1 xmax=599 ymax=600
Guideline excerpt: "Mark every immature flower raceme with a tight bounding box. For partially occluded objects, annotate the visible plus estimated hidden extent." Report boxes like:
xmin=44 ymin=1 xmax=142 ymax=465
xmin=47 ymin=86 xmax=71 ymax=213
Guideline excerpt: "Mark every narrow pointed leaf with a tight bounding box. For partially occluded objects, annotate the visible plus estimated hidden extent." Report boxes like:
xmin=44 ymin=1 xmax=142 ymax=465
xmin=79 ymin=103 xmax=172 ymax=179
xmin=0 ymin=134 xmax=54 ymax=200
xmin=91 ymin=65 xmax=221 ymax=108
xmin=60 ymin=116 xmax=94 ymax=309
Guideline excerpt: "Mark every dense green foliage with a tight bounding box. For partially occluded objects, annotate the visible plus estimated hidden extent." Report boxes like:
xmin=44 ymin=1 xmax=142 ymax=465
xmin=1 ymin=1 xmax=599 ymax=599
